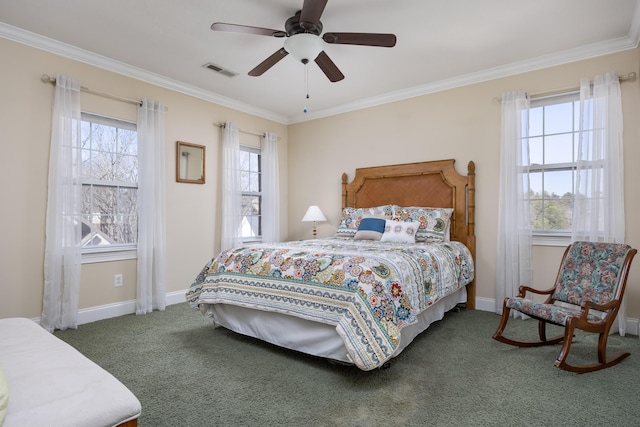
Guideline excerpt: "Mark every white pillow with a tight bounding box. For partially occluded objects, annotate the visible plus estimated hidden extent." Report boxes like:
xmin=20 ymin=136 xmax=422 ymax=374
xmin=0 ymin=366 xmax=8 ymax=426
xmin=380 ymin=220 xmax=420 ymax=243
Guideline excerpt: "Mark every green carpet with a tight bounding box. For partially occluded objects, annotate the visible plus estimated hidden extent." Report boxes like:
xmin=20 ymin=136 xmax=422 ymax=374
xmin=55 ymin=304 xmax=640 ymax=426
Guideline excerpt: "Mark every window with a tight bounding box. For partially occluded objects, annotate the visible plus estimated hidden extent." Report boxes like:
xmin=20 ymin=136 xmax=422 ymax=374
xmin=239 ymin=146 xmax=261 ymax=241
xmin=527 ymin=92 xmax=580 ymax=238
xmin=80 ymin=113 xmax=138 ymax=260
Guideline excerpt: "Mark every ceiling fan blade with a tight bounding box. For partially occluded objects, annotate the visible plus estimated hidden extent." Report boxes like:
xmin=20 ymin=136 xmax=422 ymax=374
xmin=211 ymin=22 xmax=286 ymax=38
xmin=300 ymin=0 xmax=328 ymax=27
xmin=315 ymin=51 xmax=344 ymax=82
xmin=323 ymin=32 xmax=396 ymax=47
xmin=248 ymin=48 xmax=289 ymax=76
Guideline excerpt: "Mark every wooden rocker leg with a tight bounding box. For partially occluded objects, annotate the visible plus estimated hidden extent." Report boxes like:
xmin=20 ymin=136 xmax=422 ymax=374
xmin=535 ymin=319 xmax=564 ymax=345
xmin=537 ymin=319 xmax=566 ymax=344
xmin=554 ymin=327 xmax=630 ymax=374
xmin=493 ymin=302 xmax=563 ymax=347
xmin=538 ymin=319 xmax=550 ymax=342
xmin=492 ymin=305 xmax=511 ymax=342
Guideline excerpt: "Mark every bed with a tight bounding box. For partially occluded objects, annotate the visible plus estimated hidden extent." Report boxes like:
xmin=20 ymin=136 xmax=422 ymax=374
xmin=0 ymin=317 xmax=141 ymax=427
xmin=186 ymin=159 xmax=476 ymax=370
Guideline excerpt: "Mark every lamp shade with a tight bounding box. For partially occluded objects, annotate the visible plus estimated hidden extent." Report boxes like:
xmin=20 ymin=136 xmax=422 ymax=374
xmin=302 ymin=205 xmax=327 ymax=222
xmin=284 ymin=33 xmax=324 ymax=63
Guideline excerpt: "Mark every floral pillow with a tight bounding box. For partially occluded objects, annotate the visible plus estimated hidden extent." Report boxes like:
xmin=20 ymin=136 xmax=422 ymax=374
xmin=380 ymin=220 xmax=420 ymax=243
xmin=335 ymin=205 xmax=397 ymax=238
xmin=392 ymin=207 xmax=453 ymax=242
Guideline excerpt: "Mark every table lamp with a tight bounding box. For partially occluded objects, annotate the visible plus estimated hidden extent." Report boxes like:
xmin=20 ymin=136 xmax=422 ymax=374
xmin=301 ymin=205 xmax=327 ymax=238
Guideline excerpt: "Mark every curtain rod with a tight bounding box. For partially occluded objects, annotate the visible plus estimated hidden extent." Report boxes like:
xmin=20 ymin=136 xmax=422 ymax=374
xmin=41 ymin=74 xmax=168 ymax=111
xmin=215 ymin=122 xmax=265 ymax=138
xmin=493 ymin=71 xmax=637 ymax=103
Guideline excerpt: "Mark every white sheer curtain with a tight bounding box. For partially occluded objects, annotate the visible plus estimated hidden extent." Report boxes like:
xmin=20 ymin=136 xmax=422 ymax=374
xmin=136 ymin=99 xmax=166 ymax=315
xmin=261 ymin=132 xmax=280 ymax=243
xmin=495 ymin=90 xmax=533 ymax=315
xmin=573 ymin=72 xmax=624 ymax=242
xmin=42 ymin=74 xmax=82 ymax=332
xmin=572 ymin=72 xmax=626 ymax=334
xmin=221 ymin=122 xmax=243 ymax=251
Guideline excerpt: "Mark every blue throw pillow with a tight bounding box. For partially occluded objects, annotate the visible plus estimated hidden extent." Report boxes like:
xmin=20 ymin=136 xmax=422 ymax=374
xmin=354 ymin=217 xmax=386 ymax=240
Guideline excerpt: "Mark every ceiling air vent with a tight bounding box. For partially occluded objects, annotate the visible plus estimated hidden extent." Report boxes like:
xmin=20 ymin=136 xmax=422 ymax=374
xmin=203 ymin=62 xmax=237 ymax=78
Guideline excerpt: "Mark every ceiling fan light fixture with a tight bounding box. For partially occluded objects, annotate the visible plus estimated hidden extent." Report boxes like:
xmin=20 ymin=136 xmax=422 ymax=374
xmin=284 ymin=33 xmax=324 ymax=63
xmin=211 ymin=1 xmax=394 ymax=82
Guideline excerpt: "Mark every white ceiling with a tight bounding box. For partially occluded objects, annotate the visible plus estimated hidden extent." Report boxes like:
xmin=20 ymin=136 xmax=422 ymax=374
xmin=1 ymin=0 xmax=639 ymax=124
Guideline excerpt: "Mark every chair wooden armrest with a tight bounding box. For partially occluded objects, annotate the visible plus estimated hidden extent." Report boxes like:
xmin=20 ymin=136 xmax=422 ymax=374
xmin=581 ymin=299 xmax=617 ymax=313
xmin=575 ymin=300 xmax=618 ymax=328
xmin=517 ymin=285 xmax=555 ymax=297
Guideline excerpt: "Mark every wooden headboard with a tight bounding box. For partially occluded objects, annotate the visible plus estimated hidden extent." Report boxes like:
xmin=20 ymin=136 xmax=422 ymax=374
xmin=341 ymin=159 xmax=476 ymax=309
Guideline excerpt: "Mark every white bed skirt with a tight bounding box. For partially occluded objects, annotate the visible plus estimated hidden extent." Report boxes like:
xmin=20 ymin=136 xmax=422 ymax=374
xmin=203 ymin=287 xmax=467 ymax=366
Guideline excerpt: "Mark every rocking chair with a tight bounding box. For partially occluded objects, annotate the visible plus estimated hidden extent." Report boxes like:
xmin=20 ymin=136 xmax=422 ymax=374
xmin=493 ymin=241 xmax=637 ymax=373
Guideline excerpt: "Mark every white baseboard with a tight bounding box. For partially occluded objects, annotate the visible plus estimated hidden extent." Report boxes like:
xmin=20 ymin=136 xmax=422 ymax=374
xmin=77 ymin=289 xmax=188 ymax=325
xmin=622 ymin=317 xmax=640 ymax=337
xmin=474 ymin=296 xmax=496 ymax=312
xmin=33 ymin=290 xmax=188 ymax=326
xmin=35 ymin=293 xmax=640 ymax=337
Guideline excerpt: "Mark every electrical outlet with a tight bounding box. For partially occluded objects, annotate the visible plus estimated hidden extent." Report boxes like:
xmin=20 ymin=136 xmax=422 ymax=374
xmin=113 ymin=274 xmax=123 ymax=287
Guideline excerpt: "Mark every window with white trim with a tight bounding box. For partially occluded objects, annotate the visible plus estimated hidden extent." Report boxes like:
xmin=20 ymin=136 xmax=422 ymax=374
xmin=527 ymin=92 xmax=580 ymax=239
xmin=80 ymin=113 xmax=138 ymax=258
xmin=240 ymin=146 xmax=262 ymax=242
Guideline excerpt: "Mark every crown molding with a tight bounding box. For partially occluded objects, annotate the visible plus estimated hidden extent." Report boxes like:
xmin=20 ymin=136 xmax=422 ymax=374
xmin=290 ymin=34 xmax=640 ymax=123
xmin=0 ymin=22 xmax=289 ymax=124
xmin=3 ymin=9 xmax=639 ymax=127
xmin=292 ymin=0 xmax=640 ymax=123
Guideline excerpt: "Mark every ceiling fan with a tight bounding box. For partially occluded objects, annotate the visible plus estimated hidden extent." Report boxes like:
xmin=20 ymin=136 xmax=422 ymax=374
xmin=211 ymin=0 xmax=396 ymax=82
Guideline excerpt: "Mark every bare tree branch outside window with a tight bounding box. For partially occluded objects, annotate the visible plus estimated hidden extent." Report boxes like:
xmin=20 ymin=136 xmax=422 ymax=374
xmin=80 ymin=113 xmax=138 ymax=248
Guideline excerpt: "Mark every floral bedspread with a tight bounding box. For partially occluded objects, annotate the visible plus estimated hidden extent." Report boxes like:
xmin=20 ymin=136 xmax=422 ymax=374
xmin=186 ymin=237 xmax=474 ymax=370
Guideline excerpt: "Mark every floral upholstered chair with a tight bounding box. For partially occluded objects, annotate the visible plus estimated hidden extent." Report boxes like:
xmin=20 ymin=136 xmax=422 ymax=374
xmin=493 ymin=241 xmax=637 ymax=373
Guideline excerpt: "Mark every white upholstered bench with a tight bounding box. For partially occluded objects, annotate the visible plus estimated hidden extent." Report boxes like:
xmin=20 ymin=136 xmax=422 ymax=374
xmin=0 ymin=318 xmax=141 ymax=427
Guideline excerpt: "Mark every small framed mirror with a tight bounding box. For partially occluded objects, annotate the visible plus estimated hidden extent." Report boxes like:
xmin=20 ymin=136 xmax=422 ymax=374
xmin=176 ymin=141 xmax=205 ymax=184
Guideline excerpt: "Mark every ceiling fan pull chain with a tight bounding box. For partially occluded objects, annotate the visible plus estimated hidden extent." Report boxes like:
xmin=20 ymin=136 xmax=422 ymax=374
xmin=304 ymin=62 xmax=310 ymax=113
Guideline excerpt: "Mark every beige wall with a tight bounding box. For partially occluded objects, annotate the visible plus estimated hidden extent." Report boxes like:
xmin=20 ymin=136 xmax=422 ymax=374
xmin=287 ymin=47 xmax=640 ymax=320
xmin=2 ymin=35 xmax=640 ymax=325
xmin=0 ymin=37 xmax=288 ymax=319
